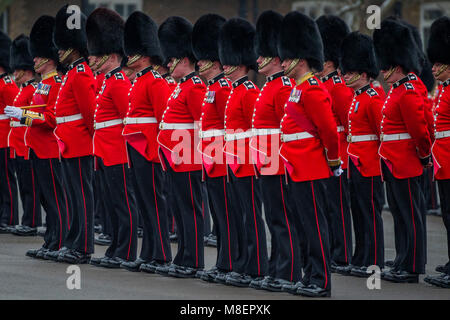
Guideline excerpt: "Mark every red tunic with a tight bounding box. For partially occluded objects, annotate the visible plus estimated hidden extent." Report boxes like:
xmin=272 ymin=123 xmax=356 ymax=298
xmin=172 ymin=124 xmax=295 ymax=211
xmin=199 ymin=73 xmax=231 ymax=178
xmin=321 ymin=71 xmax=354 ymax=170
xmin=0 ymin=74 xmax=19 ymax=149
xmin=94 ymin=72 xmax=105 ymax=95
xmin=371 ymin=81 xmax=386 ymax=100
xmin=224 ymin=76 xmax=260 ymax=178
xmin=123 ymin=67 xmax=171 ymax=163
xmin=53 ymin=58 xmax=96 ymax=158
xmin=432 ymin=79 xmax=450 ymax=180
xmin=250 ymin=72 xmax=293 ymax=176
xmin=379 ymin=75 xmax=431 ymax=179
xmin=94 ymin=68 xmax=130 ymax=166
xmin=347 ymin=84 xmax=383 ymax=177
xmin=280 ymin=74 xmax=339 ymax=182
xmin=24 ymin=74 xmax=61 ymax=159
xmin=8 ymin=80 xmax=37 ymax=158
xmin=157 ymin=72 xmax=206 ymax=172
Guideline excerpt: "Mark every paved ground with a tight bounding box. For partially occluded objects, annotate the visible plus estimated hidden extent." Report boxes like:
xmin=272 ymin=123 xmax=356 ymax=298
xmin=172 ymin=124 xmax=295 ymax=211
xmin=0 ymin=211 xmax=449 ymax=300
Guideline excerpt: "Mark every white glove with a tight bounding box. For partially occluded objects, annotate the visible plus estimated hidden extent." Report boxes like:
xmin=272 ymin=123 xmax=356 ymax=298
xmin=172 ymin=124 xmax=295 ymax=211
xmin=4 ymin=106 xmax=23 ymax=120
xmin=333 ymin=167 xmax=344 ymax=177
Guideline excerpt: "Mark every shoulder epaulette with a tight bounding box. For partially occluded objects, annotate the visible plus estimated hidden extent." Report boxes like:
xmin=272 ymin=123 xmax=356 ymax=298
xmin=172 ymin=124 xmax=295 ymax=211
xmin=3 ymin=76 xmax=12 ymax=84
xmin=76 ymin=64 xmax=85 ymax=73
xmin=166 ymin=77 xmax=176 ymax=84
xmin=408 ymin=74 xmax=418 ymax=81
xmin=114 ymin=72 xmax=124 ymax=80
xmin=404 ymin=83 xmax=415 ymax=91
xmin=54 ymin=75 xmax=62 ymax=83
xmin=192 ymin=76 xmax=203 ymax=85
xmin=244 ymin=80 xmax=256 ymax=90
xmin=366 ymin=88 xmax=378 ymax=97
xmin=282 ymin=76 xmax=292 ymax=87
xmin=332 ymin=75 xmax=343 ymax=84
xmin=151 ymin=70 xmax=162 ymax=79
xmin=219 ymin=79 xmax=229 ymax=87
xmin=307 ymin=77 xmax=319 ymax=86
xmin=31 ymin=82 xmax=38 ymax=88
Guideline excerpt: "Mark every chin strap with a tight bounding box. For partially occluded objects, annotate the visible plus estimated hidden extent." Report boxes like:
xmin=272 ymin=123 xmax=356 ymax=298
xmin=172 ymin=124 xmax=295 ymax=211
xmin=284 ymin=58 xmax=300 ymax=78
xmin=383 ymin=67 xmax=396 ymax=82
xmin=169 ymin=58 xmax=181 ymax=74
xmin=436 ymin=64 xmax=449 ymax=77
xmin=199 ymin=60 xmax=214 ymax=73
xmin=59 ymin=48 xmax=74 ymax=64
xmin=346 ymin=74 xmax=361 ymax=86
xmin=258 ymin=57 xmax=273 ymax=71
xmin=14 ymin=70 xmax=24 ymax=83
xmin=34 ymin=58 xmax=49 ymax=72
xmin=127 ymin=54 xmax=142 ymax=67
xmin=95 ymin=55 xmax=110 ymax=71
xmin=224 ymin=66 xmax=238 ymax=76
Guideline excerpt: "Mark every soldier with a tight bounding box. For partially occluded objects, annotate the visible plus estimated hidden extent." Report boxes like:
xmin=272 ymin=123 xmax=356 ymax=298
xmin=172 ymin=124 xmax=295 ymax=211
xmin=5 ymin=15 xmax=68 ymax=258
xmin=373 ymin=19 xmax=431 ymax=283
xmin=249 ymin=10 xmax=302 ymax=292
xmin=278 ymin=11 xmax=339 ymax=297
xmin=0 ymin=31 xmax=19 ymax=233
xmin=316 ymin=15 xmax=354 ymax=273
xmin=190 ymin=14 xmax=235 ymax=283
xmin=218 ymin=18 xmax=269 ymax=288
xmin=424 ymin=16 xmax=450 ymax=289
xmin=157 ymin=16 xmax=207 ymax=278
xmin=340 ymin=32 xmax=385 ymax=276
xmin=120 ymin=11 xmax=172 ymax=272
xmin=52 ymin=5 xmax=96 ymax=263
xmin=6 ymin=35 xmax=41 ymax=236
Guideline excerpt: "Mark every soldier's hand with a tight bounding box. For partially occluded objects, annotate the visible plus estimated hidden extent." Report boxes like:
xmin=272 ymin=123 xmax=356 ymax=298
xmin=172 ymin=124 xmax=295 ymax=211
xmin=420 ymin=155 xmax=432 ymax=168
xmin=4 ymin=106 xmax=23 ymax=120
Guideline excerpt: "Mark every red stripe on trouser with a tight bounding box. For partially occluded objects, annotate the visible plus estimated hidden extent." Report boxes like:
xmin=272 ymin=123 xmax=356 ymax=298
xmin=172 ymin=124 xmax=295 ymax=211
xmin=123 ymin=164 xmax=133 ymax=260
xmin=5 ymin=152 xmax=13 ymax=225
xmin=64 ymin=187 xmax=70 ymax=230
xmin=223 ymin=177 xmax=232 ymax=270
xmin=407 ymin=179 xmax=417 ymax=273
xmin=79 ymin=158 xmax=88 ymax=253
xmin=371 ymin=177 xmax=377 ymax=265
xmin=280 ymin=176 xmax=294 ymax=282
xmin=31 ymin=161 xmax=36 ymax=227
xmin=152 ymin=163 xmax=166 ymax=261
xmin=49 ymin=160 xmax=63 ymax=249
xmin=188 ymin=173 xmax=199 ymax=268
xmin=339 ymin=176 xmax=348 ymax=263
xmin=251 ymin=177 xmax=261 ymax=276
xmin=311 ymin=181 xmax=328 ymax=289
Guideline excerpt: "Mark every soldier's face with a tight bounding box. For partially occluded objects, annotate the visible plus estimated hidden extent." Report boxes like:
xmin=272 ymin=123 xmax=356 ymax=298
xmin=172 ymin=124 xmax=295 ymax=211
xmin=432 ymin=63 xmax=449 ymax=81
xmin=33 ymin=57 xmax=46 ymax=74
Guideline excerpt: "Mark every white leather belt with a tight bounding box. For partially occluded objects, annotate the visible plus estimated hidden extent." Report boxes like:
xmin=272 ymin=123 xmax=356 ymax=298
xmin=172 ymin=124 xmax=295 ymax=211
xmin=123 ymin=117 xmax=157 ymax=125
xmin=159 ymin=122 xmax=196 ymax=130
xmin=56 ymin=113 xmax=83 ymax=124
xmin=347 ymin=134 xmax=378 ymax=143
xmin=337 ymin=126 xmax=345 ymax=133
xmin=435 ymin=130 xmax=450 ymax=139
xmin=380 ymin=133 xmax=411 ymax=142
xmin=10 ymin=121 xmax=26 ymax=128
xmin=94 ymin=119 xmax=123 ymax=130
xmin=224 ymin=131 xmax=253 ymax=141
xmin=199 ymin=129 xmax=225 ymax=139
xmin=252 ymin=128 xmax=281 ymax=136
xmin=281 ymin=131 xmax=314 ymax=142
xmin=0 ymin=114 xmax=9 ymax=120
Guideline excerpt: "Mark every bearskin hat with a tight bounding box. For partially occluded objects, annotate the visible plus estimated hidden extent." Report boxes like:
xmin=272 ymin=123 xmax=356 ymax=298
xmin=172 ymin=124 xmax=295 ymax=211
xmin=53 ymin=4 xmax=88 ymax=57
xmin=427 ymin=16 xmax=450 ymax=65
xmin=316 ymin=15 xmax=350 ymax=68
xmin=10 ymin=34 xmax=34 ymax=71
xmin=124 ymin=11 xmax=163 ymax=65
xmin=29 ymin=15 xmax=59 ymax=62
xmin=340 ymin=32 xmax=379 ymax=79
xmin=192 ymin=14 xmax=226 ymax=62
xmin=86 ymin=8 xmax=124 ymax=56
xmin=255 ymin=10 xmax=283 ymax=58
xmin=218 ymin=18 xmax=257 ymax=70
xmin=158 ymin=16 xmax=195 ymax=62
xmin=0 ymin=31 xmax=11 ymax=72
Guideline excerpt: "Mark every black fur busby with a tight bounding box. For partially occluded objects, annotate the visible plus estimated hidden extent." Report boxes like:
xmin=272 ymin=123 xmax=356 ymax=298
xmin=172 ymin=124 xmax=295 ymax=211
xmin=192 ymin=14 xmax=226 ymax=62
xmin=255 ymin=10 xmax=283 ymax=58
xmin=218 ymin=18 xmax=257 ymax=70
xmin=340 ymin=32 xmax=379 ymax=79
xmin=158 ymin=16 xmax=195 ymax=62
xmin=53 ymin=4 xmax=88 ymax=57
xmin=0 ymin=31 xmax=11 ymax=72
xmin=86 ymin=8 xmax=124 ymax=56
xmin=124 ymin=11 xmax=163 ymax=65
xmin=427 ymin=16 xmax=450 ymax=65
xmin=278 ymin=11 xmax=324 ymax=72
xmin=10 ymin=35 xmax=34 ymax=71
xmin=316 ymin=15 xmax=350 ymax=68
xmin=373 ymin=18 xmax=422 ymax=74
xmin=29 ymin=15 xmax=59 ymax=62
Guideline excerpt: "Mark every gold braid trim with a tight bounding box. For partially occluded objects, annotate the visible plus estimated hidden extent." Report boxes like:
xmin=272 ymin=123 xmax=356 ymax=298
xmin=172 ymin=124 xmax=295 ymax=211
xmin=22 ymin=110 xmax=44 ymax=127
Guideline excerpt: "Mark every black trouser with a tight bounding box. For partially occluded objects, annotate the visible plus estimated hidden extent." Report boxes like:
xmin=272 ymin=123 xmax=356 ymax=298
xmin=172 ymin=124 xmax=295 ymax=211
xmin=286 ymin=175 xmax=331 ymax=291
xmin=61 ymin=156 xmax=94 ymax=254
xmin=324 ymin=170 xmax=352 ymax=266
xmin=97 ymin=158 xmax=138 ymax=261
xmin=260 ymin=174 xmax=302 ymax=282
xmin=30 ymin=150 xmax=67 ymax=251
xmin=349 ymin=161 xmax=384 ymax=268
xmin=162 ymin=153 xmax=204 ymax=269
xmin=205 ymin=175 xmax=238 ymax=272
xmin=202 ymin=182 xmax=212 ymax=236
xmin=228 ymin=169 xmax=268 ymax=277
xmin=15 ymin=156 xmax=42 ymax=227
xmin=93 ymin=166 xmax=111 ymax=236
xmin=128 ymin=146 xmax=171 ymax=263
xmin=438 ymin=179 xmax=450 ymax=275
xmin=382 ymin=161 xmax=426 ymax=274
xmin=421 ymin=166 xmax=439 ymax=211
xmin=0 ymin=147 xmax=18 ymax=226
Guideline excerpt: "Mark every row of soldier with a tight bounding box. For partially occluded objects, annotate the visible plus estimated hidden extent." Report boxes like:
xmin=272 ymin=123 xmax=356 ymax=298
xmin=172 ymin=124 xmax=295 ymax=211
xmin=0 ymin=5 xmax=449 ymax=298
